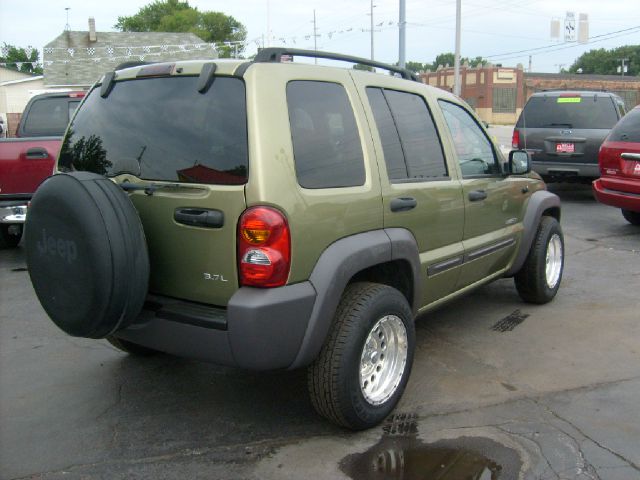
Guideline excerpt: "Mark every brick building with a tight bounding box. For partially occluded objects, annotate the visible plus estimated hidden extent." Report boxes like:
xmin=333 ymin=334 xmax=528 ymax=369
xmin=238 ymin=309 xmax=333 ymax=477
xmin=523 ymin=73 xmax=640 ymax=112
xmin=420 ymin=66 xmax=640 ymax=125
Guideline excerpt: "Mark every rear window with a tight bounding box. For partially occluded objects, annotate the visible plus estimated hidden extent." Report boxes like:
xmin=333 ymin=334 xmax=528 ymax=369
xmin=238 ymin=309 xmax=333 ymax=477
xmin=516 ymin=94 xmax=619 ymax=129
xmin=287 ymin=81 xmax=365 ymax=189
xmin=608 ymin=108 xmax=640 ymax=143
xmin=22 ymin=97 xmax=79 ymax=136
xmin=59 ymin=76 xmax=248 ymax=185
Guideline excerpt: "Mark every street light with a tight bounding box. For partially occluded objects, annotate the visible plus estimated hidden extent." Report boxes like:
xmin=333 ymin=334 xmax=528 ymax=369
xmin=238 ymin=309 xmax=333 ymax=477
xmin=453 ymin=0 xmax=461 ymax=96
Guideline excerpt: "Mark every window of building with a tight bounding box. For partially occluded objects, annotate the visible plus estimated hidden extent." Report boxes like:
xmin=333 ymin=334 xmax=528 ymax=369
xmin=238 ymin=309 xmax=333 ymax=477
xmin=492 ymin=87 xmax=517 ymax=113
xmin=611 ymin=90 xmax=638 ymax=111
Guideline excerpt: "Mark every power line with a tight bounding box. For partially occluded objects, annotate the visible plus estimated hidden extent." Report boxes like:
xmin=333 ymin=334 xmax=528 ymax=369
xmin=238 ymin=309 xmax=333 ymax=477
xmin=490 ymin=29 xmax=640 ymax=63
xmin=485 ymin=25 xmax=640 ymax=59
xmin=406 ymin=22 xmax=546 ymax=41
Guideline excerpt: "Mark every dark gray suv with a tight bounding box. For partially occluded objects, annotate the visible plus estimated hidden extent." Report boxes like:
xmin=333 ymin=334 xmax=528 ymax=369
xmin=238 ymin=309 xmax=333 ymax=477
xmin=512 ymin=90 xmax=626 ymax=182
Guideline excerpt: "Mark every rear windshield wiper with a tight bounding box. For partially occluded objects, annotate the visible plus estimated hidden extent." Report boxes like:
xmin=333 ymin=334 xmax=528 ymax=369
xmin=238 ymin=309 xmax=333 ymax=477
xmin=544 ymin=122 xmax=573 ymax=128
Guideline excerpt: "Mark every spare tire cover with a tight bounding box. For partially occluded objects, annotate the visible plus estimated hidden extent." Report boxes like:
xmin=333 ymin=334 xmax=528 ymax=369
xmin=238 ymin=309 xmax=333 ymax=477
xmin=25 ymin=172 xmax=149 ymax=338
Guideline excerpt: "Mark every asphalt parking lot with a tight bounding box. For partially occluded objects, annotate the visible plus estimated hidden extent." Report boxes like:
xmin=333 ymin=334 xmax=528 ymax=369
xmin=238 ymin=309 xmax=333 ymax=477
xmin=1 ymin=183 xmax=639 ymax=480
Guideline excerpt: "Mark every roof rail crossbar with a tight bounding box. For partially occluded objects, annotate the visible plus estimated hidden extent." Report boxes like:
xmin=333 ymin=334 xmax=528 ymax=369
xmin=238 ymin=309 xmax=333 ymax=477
xmin=253 ymin=48 xmax=419 ymax=82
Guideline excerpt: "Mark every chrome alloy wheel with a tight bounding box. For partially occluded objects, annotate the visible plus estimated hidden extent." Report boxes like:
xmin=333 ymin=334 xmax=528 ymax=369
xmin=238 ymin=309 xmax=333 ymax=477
xmin=360 ymin=315 xmax=408 ymax=406
xmin=545 ymin=233 xmax=563 ymax=289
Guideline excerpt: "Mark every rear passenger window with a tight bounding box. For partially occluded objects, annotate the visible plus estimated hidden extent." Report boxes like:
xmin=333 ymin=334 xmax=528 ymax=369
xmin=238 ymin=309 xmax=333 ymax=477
xmin=608 ymin=108 xmax=640 ymax=143
xmin=366 ymin=87 xmax=448 ymax=182
xmin=287 ymin=81 xmax=365 ymax=189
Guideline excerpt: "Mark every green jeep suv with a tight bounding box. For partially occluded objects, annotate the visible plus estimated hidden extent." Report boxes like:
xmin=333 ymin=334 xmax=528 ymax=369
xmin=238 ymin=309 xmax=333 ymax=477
xmin=25 ymin=49 xmax=563 ymax=430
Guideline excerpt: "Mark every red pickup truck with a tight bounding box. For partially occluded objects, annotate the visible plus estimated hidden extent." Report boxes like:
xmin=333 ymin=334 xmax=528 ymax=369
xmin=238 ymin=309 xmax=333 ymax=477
xmin=0 ymin=91 xmax=85 ymax=247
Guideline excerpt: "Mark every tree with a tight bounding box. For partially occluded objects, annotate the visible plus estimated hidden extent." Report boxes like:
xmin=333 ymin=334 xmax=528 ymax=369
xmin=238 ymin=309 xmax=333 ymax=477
xmin=353 ymin=63 xmax=373 ymax=72
xmin=467 ymin=56 xmax=486 ymax=68
xmin=569 ymin=45 xmax=640 ymax=76
xmin=434 ymin=52 xmax=455 ymax=68
xmin=433 ymin=52 xmax=486 ymax=69
xmin=0 ymin=43 xmax=42 ymax=75
xmin=405 ymin=61 xmax=432 ymax=73
xmin=115 ymin=0 xmax=247 ymax=58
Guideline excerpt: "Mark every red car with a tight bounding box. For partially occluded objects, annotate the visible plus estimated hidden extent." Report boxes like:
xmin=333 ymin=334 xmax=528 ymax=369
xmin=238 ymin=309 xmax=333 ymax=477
xmin=593 ymin=105 xmax=640 ymax=225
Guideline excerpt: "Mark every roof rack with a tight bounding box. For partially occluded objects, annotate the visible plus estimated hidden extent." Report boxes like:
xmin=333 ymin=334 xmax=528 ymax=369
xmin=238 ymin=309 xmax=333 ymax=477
xmin=253 ymin=48 xmax=419 ymax=82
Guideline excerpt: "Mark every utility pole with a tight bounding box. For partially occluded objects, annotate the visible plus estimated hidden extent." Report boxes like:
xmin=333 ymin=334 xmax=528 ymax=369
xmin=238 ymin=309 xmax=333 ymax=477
xmin=399 ymin=0 xmax=406 ymax=68
xmin=555 ymin=63 xmax=566 ymax=73
xmin=312 ymin=10 xmax=319 ymax=64
xmin=617 ymin=58 xmax=629 ymax=76
xmin=528 ymin=55 xmax=532 ymax=73
xmin=453 ymin=0 xmax=461 ymax=96
xmin=370 ymin=0 xmax=375 ymax=61
xmin=266 ymin=0 xmax=271 ymax=47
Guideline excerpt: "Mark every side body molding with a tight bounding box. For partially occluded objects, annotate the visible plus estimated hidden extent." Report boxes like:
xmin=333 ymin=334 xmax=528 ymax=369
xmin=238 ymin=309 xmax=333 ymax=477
xmin=289 ymin=228 xmax=421 ymax=369
xmin=505 ymin=190 xmax=561 ymax=277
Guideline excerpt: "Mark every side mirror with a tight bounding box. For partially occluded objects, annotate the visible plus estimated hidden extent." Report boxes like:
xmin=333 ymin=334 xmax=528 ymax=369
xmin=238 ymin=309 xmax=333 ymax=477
xmin=508 ymin=150 xmax=531 ymax=175
xmin=482 ymin=120 xmax=490 ymax=129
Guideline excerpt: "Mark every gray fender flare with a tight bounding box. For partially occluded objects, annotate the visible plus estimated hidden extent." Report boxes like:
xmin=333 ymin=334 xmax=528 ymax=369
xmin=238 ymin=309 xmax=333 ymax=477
xmin=505 ymin=190 xmax=561 ymax=277
xmin=288 ymin=228 xmax=421 ymax=369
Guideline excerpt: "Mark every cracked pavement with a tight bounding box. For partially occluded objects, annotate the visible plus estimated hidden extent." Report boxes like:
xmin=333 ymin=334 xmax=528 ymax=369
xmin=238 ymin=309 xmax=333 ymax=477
xmin=1 ymin=184 xmax=639 ymax=479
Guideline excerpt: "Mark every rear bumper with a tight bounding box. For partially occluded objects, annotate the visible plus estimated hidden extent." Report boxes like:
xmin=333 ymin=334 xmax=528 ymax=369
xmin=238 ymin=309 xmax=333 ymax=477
xmin=593 ymin=179 xmax=640 ymax=212
xmin=115 ymin=282 xmax=317 ymax=370
xmin=532 ymin=161 xmax=599 ymax=180
xmin=0 ymin=200 xmax=28 ymax=224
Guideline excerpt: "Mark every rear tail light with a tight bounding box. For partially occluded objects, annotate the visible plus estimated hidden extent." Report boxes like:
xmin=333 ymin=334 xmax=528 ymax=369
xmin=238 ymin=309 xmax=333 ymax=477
xmin=238 ymin=206 xmax=290 ymax=287
xmin=598 ymin=144 xmax=620 ymax=175
xmin=512 ymin=128 xmax=520 ymax=149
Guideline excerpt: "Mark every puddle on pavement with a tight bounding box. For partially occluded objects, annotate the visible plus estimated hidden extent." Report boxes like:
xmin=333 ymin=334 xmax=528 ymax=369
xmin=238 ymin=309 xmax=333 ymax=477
xmin=340 ymin=414 xmax=521 ymax=480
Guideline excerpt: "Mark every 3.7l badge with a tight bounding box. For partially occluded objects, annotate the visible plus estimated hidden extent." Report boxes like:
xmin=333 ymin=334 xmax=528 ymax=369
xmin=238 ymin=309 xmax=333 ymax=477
xmin=203 ymin=273 xmax=228 ymax=282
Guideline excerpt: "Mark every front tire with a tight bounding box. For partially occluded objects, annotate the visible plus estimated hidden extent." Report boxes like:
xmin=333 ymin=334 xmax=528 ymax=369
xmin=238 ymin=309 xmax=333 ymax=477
xmin=621 ymin=209 xmax=640 ymax=226
xmin=307 ymin=282 xmax=415 ymax=430
xmin=0 ymin=224 xmax=23 ymax=249
xmin=514 ymin=216 xmax=564 ymax=304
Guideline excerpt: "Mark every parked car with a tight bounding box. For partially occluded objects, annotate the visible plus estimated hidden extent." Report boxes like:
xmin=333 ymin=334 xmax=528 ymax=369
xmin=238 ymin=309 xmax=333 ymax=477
xmin=0 ymin=91 xmax=85 ymax=248
xmin=512 ymin=90 xmax=626 ymax=183
xmin=593 ymin=105 xmax=640 ymax=225
xmin=25 ymin=49 xmax=563 ymax=430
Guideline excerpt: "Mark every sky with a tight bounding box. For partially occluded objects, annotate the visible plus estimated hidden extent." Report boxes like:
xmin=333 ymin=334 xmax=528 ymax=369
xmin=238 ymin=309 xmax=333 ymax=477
xmin=0 ymin=0 xmax=639 ymax=73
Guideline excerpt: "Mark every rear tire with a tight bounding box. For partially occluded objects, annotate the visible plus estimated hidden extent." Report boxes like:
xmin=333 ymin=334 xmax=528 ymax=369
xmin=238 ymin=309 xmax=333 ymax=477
xmin=0 ymin=224 xmax=23 ymax=249
xmin=621 ymin=209 xmax=640 ymax=226
xmin=107 ymin=336 xmax=157 ymax=356
xmin=307 ymin=282 xmax=415 ymax=430
xmin=515 ymin=216 xmax=564 ymax=304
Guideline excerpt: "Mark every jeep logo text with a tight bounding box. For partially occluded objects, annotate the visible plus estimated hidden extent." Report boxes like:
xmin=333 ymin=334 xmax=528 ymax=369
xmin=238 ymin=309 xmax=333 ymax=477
xmin=37 ymin=229 xmax=78 ymax=264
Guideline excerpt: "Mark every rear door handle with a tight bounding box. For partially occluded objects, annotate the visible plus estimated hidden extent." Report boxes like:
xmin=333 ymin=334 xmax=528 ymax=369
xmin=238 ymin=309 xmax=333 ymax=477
xmin=390 ymin=197 xmax=417 ymax=212
xmin=25 ymin=147 xmax=49 ymax=160
xmin=468 ymin=190 xmax=487 ymax=202
xmin=174 ymin=208 xmax=224 ymax=229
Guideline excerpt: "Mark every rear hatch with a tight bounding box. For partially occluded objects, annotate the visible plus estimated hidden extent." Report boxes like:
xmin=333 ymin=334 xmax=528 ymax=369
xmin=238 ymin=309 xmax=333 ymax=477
xmin=58 ymin=73 xmax=248 ymax=306
xmin=516 ymin=93 xmax=619 ymax=165
xmin=599 ymin=107 xmax=640 ymax=195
